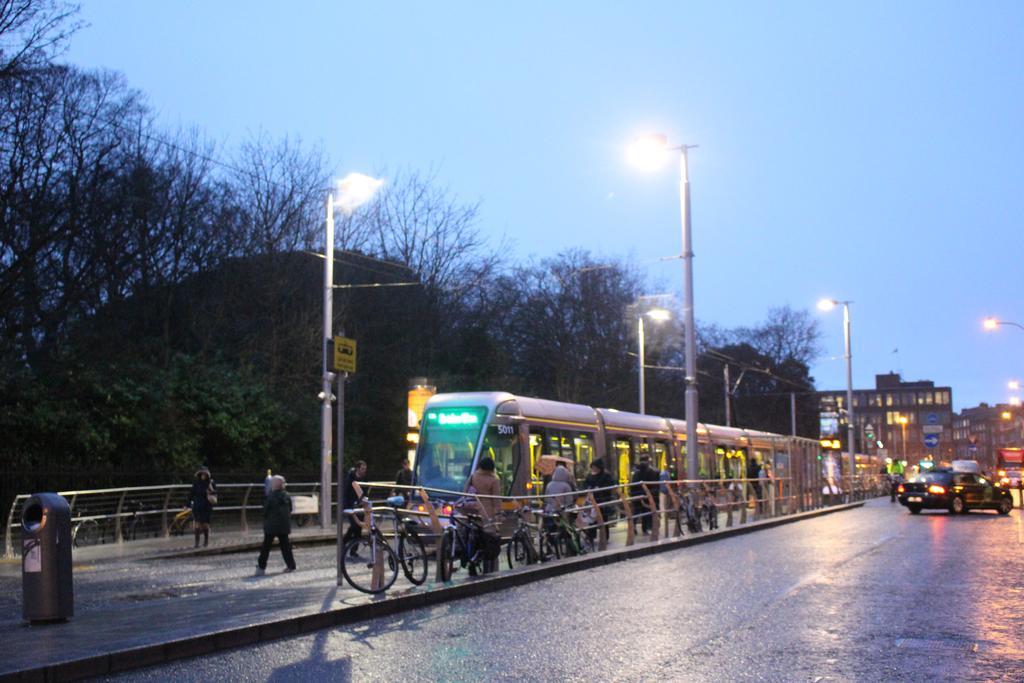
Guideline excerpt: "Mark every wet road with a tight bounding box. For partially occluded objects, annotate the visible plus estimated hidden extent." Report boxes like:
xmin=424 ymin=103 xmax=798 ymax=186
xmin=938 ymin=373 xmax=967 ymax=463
xmin=109 ymin=499 xmax=1024 ymax=682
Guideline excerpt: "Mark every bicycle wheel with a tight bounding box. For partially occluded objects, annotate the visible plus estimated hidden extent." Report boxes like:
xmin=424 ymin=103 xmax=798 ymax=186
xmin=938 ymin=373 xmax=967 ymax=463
xmin=507 ymin=532 xmax=535 ymax=568
xmin=555 ymin=529 xmax=576 ymax=558
xmin=398 ymin=531 xmax=429 ymax=585
xmin=74 ymin=519 xmax=100 ymax=547
xmin=437 ymin=528 xmax=455 ymax=581
xmin=578 ymin=530 xmax=594 ymax=555
xmin=341 ymin=534 xmax=399 ymax=594
xmin=539 ymin=531 xmax=560 ymax=561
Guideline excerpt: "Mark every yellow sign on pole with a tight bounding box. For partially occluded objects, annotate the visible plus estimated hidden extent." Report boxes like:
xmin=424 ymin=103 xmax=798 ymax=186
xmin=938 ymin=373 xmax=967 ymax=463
xmin=332 ymin=336 xmax=357 ymax=373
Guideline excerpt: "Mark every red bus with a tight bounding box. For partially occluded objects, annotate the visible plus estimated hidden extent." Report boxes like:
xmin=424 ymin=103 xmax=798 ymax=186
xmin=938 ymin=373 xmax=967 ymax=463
xmin=997 ymin=448 xmax=1023 ymax=487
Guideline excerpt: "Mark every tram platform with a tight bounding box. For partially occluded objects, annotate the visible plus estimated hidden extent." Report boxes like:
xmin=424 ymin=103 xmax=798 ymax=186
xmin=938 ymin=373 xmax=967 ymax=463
xmin=0 ymin=501 xmax=864 ymax=681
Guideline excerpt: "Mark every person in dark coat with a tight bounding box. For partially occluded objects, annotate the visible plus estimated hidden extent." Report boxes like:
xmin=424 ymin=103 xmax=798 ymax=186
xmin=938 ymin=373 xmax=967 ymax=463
xmin=583 ymin=459 xmax=615 ymax=542
xmin=341 ymin=460 xmax=367 ymax=555
xmin=187 ymin=467 xmax=217 ymax=548
xmin=631 ymin=457 xmax=659 ymax=534
xmin=256 ymin=475 xmax=296 ymax=575
xmin=393 ymin=458 xmax=414 ymax=505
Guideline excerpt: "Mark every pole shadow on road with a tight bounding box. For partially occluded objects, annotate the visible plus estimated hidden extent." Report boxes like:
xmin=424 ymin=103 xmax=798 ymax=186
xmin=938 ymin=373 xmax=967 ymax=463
xmin=266 ymin=587 xmax=352 ymax=682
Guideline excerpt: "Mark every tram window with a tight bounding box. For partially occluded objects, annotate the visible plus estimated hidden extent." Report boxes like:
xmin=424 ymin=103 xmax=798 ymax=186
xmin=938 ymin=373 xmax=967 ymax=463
xmin=415 ymin=407 xmax=487 ymax=492
xmin=480 ymin=425 xmax=519 ymax=495
xmin=572 ymin=432 xmax=596 ymax=482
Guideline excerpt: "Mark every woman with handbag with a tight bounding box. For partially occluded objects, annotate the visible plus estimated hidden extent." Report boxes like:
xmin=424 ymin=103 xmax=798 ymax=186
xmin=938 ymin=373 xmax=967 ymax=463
xmin=187 ymin=467 xmax=217 ymax=547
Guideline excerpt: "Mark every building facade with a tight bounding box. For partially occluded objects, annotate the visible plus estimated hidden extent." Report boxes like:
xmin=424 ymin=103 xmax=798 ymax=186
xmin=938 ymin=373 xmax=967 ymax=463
xmin=952 ymin=403 xmax=1024 ymax=469
xmin=816 ymin=373 xmax=954 ymax=465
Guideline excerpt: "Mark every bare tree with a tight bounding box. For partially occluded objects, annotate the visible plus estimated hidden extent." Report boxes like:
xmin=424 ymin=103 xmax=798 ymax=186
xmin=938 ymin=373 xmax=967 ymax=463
xmin=0 ymin=0 xmax=81 ymax=78
xmin=228 ymin=133 xmax=328 ymax=257
xmin=356 ymin=168 xmax=497 ymax=293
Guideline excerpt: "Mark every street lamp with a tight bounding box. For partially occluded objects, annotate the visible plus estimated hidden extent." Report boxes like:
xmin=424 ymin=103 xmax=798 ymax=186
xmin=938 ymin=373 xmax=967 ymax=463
xmin=818 ymin=298 xmax=857 ymax=487
xmin=628 ymin=133 xmax=699 ymax=479
xmin=984 ymin=317 xmax=1024 ymax=332
xmin=321 ymin=173 xmax=384 ymax=529
xmin=1010 ymin=380 xmax=1021 ymax=391
xmin=897 ymin=415 xmax=909 ymax=463
xmin=638 ymin=307 xmax=670 ymax=414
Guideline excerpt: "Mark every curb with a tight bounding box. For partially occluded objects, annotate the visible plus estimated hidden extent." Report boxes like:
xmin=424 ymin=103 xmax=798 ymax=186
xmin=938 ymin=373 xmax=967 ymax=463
xmin=0 ymin=501 xmax=866 ymax=682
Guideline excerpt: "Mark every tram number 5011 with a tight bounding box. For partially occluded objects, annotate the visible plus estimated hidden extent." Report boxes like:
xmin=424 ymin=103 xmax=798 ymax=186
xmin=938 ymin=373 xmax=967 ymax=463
xmin=496 ymin=424 xmax=516 ymax=436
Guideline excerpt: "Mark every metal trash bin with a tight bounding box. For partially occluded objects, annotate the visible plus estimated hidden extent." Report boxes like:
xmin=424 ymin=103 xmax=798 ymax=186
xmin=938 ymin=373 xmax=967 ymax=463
xmin=22 ymin=493 xmax=74 ymax=622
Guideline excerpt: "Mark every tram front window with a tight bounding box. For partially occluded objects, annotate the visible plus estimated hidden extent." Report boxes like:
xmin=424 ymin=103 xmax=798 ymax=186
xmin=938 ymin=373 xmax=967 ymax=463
xmin=415 ymin=407 xmax=488 ymax=493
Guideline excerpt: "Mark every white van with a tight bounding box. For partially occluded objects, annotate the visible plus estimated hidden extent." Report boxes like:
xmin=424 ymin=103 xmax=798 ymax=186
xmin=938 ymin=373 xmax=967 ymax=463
xmin=951 ymin=460 xmax=981 ymax=474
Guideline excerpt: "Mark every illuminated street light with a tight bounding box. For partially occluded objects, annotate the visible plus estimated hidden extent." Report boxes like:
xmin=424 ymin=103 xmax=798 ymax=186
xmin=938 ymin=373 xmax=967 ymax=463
xmin=627 ymin=133 xmax=670 ymax=172
xmin=1011 ymin=380 xmax=1021 ymax=391
xmin=628 ymin=133 xmax=699 ymax=478
xmin=321 ymin=174 xmax=383 ymax=534
xmin=984 ymin=317 xmax=1024 ymax=332
xmin=897 ymin=415 xmax=909 ymax=463
xmin=1002 ymin=411 xmax=1013 ymax=420
xmin=1011 ymin=397 xmax=1022 ymax=407
xmin=638 ymin=307 xmax=671 ymax=414
xmin=818 ymin=297 xmax=856 ymax=487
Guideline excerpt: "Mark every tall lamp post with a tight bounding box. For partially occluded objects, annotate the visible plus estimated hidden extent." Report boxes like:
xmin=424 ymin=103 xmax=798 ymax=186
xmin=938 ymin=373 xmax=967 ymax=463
xmin=320 ymin=173 xmax=384 ymax=529
xmin=897 ymin=415 xmax=908 ymax=463
xmin=638 ymin=307 xmax=671 ymax=414
xmin=628 ymin=134 xmax=699 ymax=479
xmin=818 ymin=298 xmax=856 ymax=488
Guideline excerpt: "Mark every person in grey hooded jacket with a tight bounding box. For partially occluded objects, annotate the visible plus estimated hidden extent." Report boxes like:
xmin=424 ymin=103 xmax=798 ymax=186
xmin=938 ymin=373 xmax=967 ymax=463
xmin=544 ymin=464 xmax=576 ymax=514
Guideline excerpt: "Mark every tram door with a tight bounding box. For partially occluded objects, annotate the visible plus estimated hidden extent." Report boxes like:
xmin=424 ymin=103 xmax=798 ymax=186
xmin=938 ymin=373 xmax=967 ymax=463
xmin=610 ymin=437 xmax=633 ymax=486
xmin=653 ymin=441 xmax=670 ymax=475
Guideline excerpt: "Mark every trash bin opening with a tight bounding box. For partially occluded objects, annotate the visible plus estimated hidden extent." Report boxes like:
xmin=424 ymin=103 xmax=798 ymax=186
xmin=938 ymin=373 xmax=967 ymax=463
xmin=22 ymin=502 xmax=43 ymax=532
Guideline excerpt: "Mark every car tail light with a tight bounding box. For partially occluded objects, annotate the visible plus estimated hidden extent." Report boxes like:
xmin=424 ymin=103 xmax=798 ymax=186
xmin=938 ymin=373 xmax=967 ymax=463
xmin=441 ymin=504 xmax=453 ymax=516
xmin=897 ymin=484 xmax=905 ymax=494
xmin=928 ymin=484 xmax=946 ymax=495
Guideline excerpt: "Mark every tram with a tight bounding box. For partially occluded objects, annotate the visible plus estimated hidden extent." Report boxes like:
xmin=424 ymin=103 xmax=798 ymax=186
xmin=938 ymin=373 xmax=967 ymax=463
xmin=411 ymin=391 xmax=821 ymax=499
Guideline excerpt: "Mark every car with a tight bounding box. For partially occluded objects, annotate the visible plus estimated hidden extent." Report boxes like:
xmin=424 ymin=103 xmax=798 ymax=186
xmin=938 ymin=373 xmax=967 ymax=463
xmin=897 ymin=468 xmax=1013 ymax=515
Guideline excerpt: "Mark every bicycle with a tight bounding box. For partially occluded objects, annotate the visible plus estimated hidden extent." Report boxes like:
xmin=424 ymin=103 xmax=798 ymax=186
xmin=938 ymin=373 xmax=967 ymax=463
xmin=675 ymin=491 xmax=703 ymax=535
xmin=72 ymin=507 xmax=101 ymax=548
xmin=505 ymin=506 xmax=539 ymax=569
xmin=122 ymin=499 xmax=153 ymax=541
xmin=437 ymin=504 xmax=499 ymax=580
xmin=541 ymin=509 xmax=594 ymax=559
xmin=340 ymin=496 xmax=429 ymax=594
xmin=168 ymin=507 xmax=192 ymax=536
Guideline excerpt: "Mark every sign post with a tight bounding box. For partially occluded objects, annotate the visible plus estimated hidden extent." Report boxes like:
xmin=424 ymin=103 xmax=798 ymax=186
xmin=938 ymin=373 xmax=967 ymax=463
xmin=332 ymin=336 xmax=356 ymax=586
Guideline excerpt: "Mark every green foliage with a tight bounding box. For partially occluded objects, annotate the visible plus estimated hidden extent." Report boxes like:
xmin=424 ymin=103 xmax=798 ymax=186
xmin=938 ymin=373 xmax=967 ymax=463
xmin=0 ymin=354 xmax=312 ymax=477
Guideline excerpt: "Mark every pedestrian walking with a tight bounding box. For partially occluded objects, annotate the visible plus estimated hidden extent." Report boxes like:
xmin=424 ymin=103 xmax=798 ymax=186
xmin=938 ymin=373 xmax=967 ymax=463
xmin=263 ymin=469 xmax=273 ymax=498
xmin=341 ymin=460 xmax=367 ymax=556
xmin=256 ymin=475 xmax=296 ymax=575
xmin=187 ymin=467 xmax=217 ymax=548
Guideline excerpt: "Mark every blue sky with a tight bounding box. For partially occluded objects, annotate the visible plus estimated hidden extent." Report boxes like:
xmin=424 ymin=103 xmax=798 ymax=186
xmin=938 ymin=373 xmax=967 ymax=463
xmin=66 ymin=1 xmax=1024 ymax=411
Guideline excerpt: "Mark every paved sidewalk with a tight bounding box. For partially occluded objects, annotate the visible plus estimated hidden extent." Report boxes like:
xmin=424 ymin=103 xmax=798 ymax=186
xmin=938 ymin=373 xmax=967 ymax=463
xmin=0 ymin=524 xmax=339 ymax=572
xmin=0 ymin=502 xmax=864 ymax=681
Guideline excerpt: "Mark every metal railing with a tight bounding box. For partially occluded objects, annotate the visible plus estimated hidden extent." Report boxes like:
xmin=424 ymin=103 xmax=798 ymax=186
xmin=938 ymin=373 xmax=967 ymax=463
xmin=3 ymin=481 xmax=325 ymax=559
xmin=4 ymin=473 xmax=885 ymax=560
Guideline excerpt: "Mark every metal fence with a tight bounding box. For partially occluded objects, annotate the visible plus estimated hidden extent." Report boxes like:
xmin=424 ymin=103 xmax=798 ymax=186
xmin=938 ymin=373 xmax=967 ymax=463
xmin=3 ymin=472 xmax=885 ymax=560
xmin=3 ymin=481 xmax=326 ymax=559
